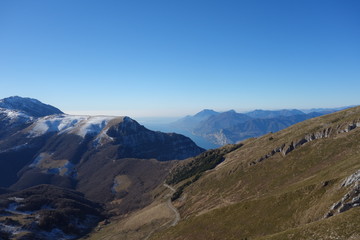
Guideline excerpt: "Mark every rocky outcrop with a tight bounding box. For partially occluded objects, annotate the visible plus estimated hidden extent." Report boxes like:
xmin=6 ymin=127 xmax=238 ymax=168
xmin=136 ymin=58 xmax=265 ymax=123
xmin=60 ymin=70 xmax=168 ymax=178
xmin=249 ymin=144 xmax=285 ymax=165
xmin=201 ymin=129 xmax=233 ymax=146
xmin=324 ymin=170 xmax=360 ymax=218
xmin=250 ymin=121 xmax=360 ymax=166
xmin=107 ymin=117 xmax=205 ymax=161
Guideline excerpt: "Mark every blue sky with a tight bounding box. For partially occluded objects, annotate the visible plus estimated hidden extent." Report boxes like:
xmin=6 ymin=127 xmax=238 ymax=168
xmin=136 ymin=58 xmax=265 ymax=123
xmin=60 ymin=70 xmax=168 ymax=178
xmin=0 ymin=0 xmax=359 ymax=117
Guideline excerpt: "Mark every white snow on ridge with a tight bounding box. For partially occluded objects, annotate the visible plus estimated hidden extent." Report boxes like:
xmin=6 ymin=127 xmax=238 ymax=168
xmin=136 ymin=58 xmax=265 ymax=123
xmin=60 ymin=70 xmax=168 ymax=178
xmin=29 ymin=115 xmax=117 ymax=138
xmin=75 ymin=116 xmax=115 ymax=137
xmin=0 ymin=108 xmax=33 ymax=121
xmin=30 ymin=115 xmax=85 ymax=136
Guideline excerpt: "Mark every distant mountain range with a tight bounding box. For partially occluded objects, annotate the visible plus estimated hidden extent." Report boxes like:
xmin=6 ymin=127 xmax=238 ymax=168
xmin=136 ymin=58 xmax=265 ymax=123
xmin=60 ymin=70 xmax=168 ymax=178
xmin=158 ymin=107 xmax=353 ymax=148
xmin=0 ymin=96 xmax=359 ymax=240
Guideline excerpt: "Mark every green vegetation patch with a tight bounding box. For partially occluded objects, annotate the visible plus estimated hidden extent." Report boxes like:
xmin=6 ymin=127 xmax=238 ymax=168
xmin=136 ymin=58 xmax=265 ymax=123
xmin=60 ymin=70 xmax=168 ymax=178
xmin=166 ymin=144 xmax=243 ymax=185
xmin=166 ymin=144 xmax=243 ymax=201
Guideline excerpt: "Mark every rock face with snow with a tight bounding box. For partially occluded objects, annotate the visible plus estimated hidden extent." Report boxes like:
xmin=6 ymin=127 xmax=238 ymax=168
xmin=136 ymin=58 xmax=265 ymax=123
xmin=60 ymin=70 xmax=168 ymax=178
xmin=0 ymin=96 xmax=62 ymax=141
xmin=0 ymin=109 xmax=33 ymax=140
xmin=0 ymin=97 xmax=204 ymax=208
xmin=0 ymin=113 xmax=204 ymax=188
xmin=0 ymin=96 xmax=205 ymax=239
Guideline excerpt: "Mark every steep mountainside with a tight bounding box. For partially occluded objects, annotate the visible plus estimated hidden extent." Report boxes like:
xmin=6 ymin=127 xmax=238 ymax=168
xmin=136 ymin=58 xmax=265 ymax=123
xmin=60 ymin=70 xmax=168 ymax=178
xmin=84 ymin=106 xmax=360 ymax=240
xmin=0 ymin=113 xmax=203 ymax=195
xmin=0 ymin=97 xmax=204 ymax=234
xmin=146 ymin=106 xmax=360 ymax=240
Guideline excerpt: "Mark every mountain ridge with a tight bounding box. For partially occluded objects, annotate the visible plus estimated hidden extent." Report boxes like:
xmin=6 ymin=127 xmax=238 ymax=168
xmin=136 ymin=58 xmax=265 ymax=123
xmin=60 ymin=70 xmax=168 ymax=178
xmin=1 ymin=96 xmax=359 ymax=240
xmin=147 ymin=106 xmax=360 ymax=240
xmin=0 ymin=96 xmax=63 ymax=117
xmin=165 ymin=108 xmax=347 ymax=146
xmin=0 ymin=97 xmax=204 ymax=227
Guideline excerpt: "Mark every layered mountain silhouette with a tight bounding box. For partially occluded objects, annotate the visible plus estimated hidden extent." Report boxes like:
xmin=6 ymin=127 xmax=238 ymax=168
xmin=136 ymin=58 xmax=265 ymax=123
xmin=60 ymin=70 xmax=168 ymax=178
xmin=168 ymin=107 xmax=349 ymax=147
xmin=0 ymin=96 xmax=358 ymax=240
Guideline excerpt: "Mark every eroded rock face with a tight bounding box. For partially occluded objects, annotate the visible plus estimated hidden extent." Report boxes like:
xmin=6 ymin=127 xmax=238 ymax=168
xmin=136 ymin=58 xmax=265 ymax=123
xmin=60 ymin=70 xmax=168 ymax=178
xmin=342 ymin=170 xmax=360 ymax=187
xmin=324 ymin=170 xmax=360 ymax=218
xmin=107 ymin=117 xmax=205 ymax=161
xmin=250 ymin=121 xmax=360 ymax=166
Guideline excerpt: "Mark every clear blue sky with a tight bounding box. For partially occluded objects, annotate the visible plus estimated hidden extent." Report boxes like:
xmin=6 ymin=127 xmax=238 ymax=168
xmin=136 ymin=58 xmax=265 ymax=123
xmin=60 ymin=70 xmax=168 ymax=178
xmin=0 ymin=0 xmax=359 ymax=117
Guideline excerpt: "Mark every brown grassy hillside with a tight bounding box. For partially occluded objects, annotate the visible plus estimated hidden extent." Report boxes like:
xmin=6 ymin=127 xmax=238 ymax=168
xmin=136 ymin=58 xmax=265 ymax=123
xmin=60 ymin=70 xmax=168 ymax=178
xmin=148 ymin=106 xmax=360 ymax=240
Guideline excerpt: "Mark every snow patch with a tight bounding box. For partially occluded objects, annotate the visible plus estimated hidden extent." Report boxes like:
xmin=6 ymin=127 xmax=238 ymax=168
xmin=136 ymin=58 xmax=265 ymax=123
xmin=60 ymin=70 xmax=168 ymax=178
xmin=29 ymin=115 xmax=85 ymax=137
xmin=75 ymin=116 xmax=114 ymax=137
xmin=0 ymin=108 xmax=32 ymax=122
xmin=0 ymin=223 xmax=26 ymax=235
xmin=0 ymin=143 xmax=30 ymax=153
xmin=7 ymin=197 xmax=24 ymax=203
xmin=93 ymin=130 xmax=114 ymax=147
xmin=29 ymin=153 xmax=47 ymax=167
xmin=28 ymin=115 xmax=116 ymax=138
xmin=5 ymin=203 xmax=33 ymax=215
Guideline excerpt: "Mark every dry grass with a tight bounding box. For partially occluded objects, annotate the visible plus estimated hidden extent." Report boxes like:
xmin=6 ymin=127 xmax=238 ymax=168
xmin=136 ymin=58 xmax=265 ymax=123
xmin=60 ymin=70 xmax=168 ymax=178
xmin=149 ymin=106 xmax=360 ymax=240
xmin=112 ymin=175 xmax=132 ymax=193
xmin=83 ymin=185 xmax=176 ymax=240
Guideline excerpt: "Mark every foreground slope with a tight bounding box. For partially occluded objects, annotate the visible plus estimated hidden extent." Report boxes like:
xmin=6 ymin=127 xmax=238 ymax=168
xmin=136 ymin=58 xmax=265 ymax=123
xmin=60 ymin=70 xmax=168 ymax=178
xmin=149 ymin=106 xmax=360 ymax=240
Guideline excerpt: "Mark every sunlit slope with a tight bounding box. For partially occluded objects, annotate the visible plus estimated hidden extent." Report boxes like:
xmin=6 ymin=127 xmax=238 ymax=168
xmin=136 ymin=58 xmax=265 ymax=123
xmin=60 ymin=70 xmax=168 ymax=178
xmin=151 ymin=106 xmax=360 ymax=240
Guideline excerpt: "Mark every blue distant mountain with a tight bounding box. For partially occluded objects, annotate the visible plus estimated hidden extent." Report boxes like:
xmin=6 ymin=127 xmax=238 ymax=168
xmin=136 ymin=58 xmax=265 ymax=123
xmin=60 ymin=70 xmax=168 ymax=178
xmin=245 ymin=109 xmax=305 ymax=119
xmin=164 ymin=107 xmax=350 ymax=147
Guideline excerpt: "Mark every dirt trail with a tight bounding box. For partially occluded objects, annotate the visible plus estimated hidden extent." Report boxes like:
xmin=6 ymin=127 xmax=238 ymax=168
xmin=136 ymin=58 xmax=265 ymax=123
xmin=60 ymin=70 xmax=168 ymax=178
xmin=163 ymin=183 xmax=180 ymax=226
xmin=144 ymin=184 xmax=180 ymax=240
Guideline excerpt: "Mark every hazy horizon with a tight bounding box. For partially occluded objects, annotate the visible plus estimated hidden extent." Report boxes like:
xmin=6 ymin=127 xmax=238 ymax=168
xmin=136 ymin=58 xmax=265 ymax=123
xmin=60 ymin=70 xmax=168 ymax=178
xmin=63 ymin=104 xmax=356 ymax=120
xmin=0 ymin=95 xmax=357 ymax=119
xmin=1 ymin=1 xmax=359 ymax=117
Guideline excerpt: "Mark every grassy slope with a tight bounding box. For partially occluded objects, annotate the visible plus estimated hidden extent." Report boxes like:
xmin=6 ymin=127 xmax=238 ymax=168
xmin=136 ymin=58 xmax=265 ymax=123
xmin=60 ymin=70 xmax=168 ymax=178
xmin=82 ymin=184 xmax=175 ymax=240
xmin=150 ymin=106 xmax=360 ymax=240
